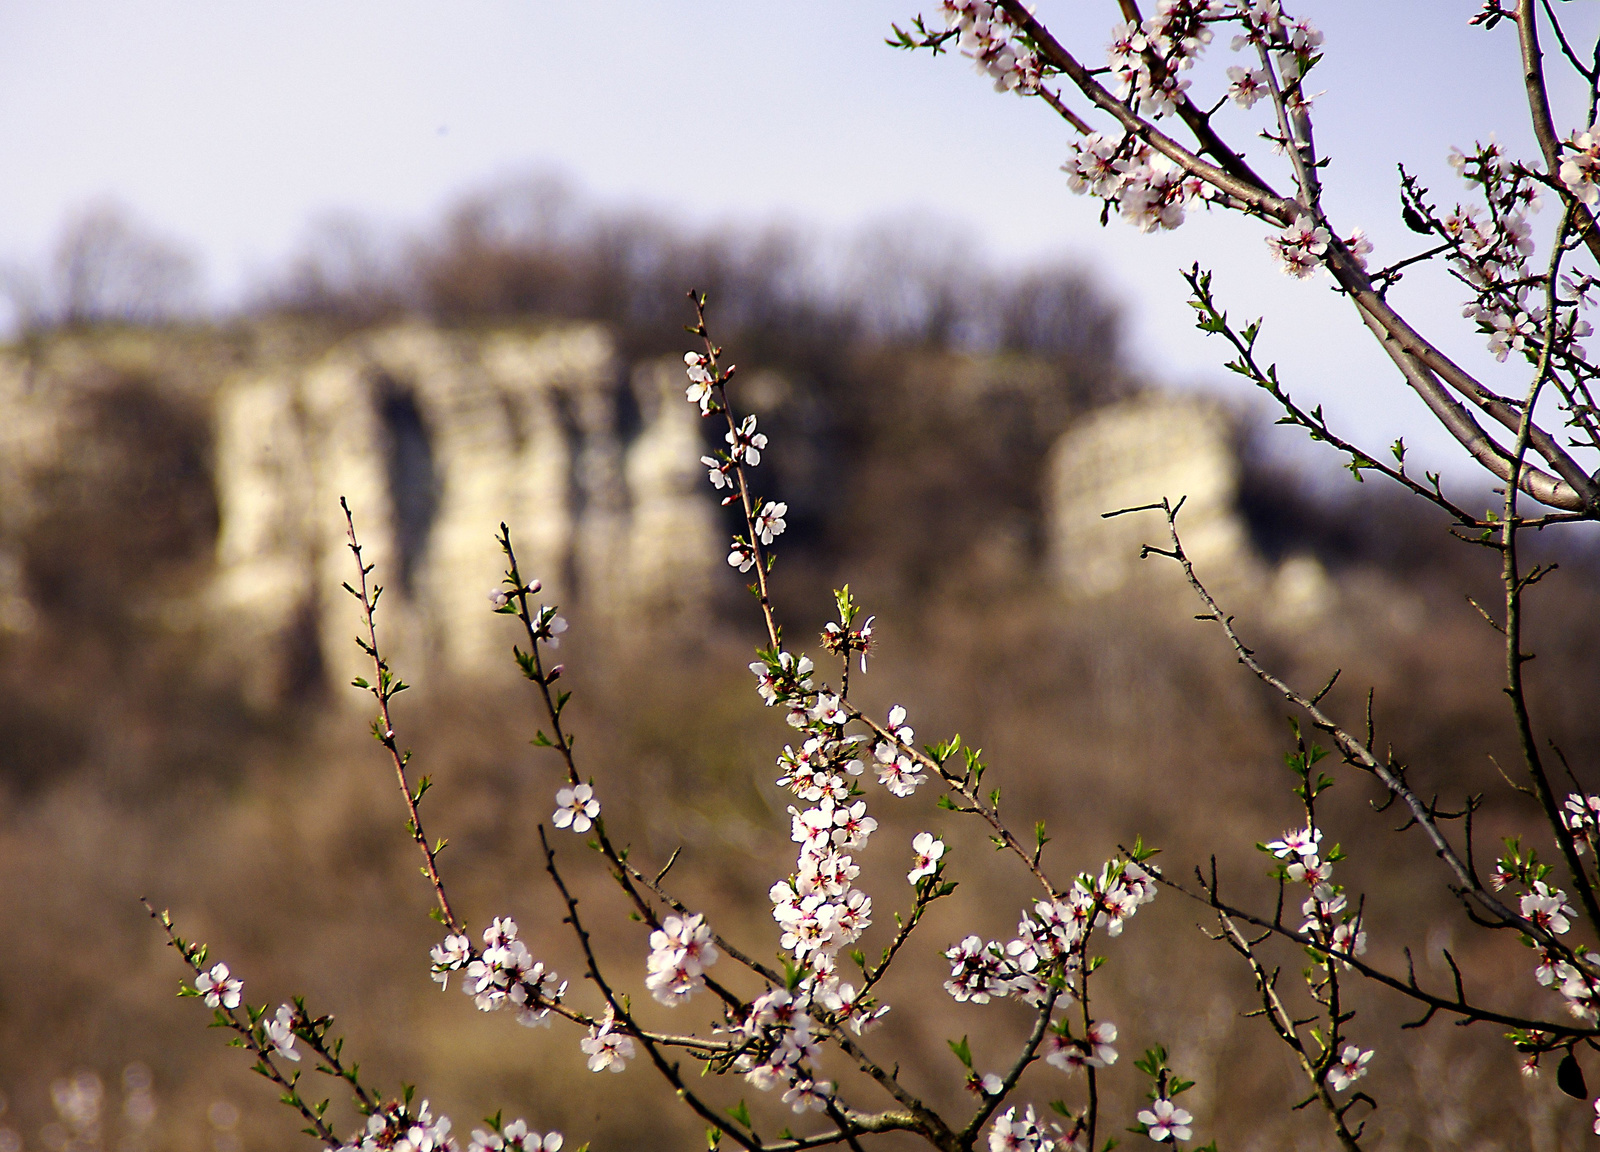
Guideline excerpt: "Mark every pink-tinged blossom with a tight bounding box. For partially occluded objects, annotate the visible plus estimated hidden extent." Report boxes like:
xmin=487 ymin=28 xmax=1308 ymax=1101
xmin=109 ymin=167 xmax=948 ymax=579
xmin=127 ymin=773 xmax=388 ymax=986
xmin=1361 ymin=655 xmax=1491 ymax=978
xmin=1226 ymin=64 xmax=1269 ymax=108
xmin=552 ymin=783 xmax=598 ymax=833
xmin=753 ymin=501 xmax=788 ymax=545
xmin=488 ymin=587 xmax=511 ymax=609
xmin=645 ymin=913 xmax=718 ymax=1005
xmin=876 ymin=753 xmax=927 ymax=797
xmin=1136 ymin=1098 xmax=1193 ymax=1143
xmin=1561 ymin=125 xmax=1600 ymax=208
xmin=1343 ymin=228 xmax=1374 ymax=271
xmin=1593 ymin=1098 xmax=1600 ymax=1136
xmin=196 ymin=963 xmax=242 ymax=1010
xmin=1521 ymin=881 xmax=1576 ymax=935
xmin=1486 ymin=309 xmax=1536 ymax=363
xmin=468 ymin=1118 xmax=561 ymax=1152
xmin=1062 ymin=133 xmax=1125 ymax=197
xmin=750 ymin=651 xmax=813 ymax=707
xmin=1330 ymin=920 xmax=1368 ymax=967
xmin=940 ymin=1 xmax=1043 ymax=95
xmin=265 ymin=1004 xmax=301 ymax=1061
xmin=830 ymin=800 xmax=878 ymax=850
xmin=909 ymin=832 xmax=946 ymax=883
xmin=728 ymin=542 xmax=756 ymax=573
xmin=1327 ymin=1044 xmax=1373 ymax=1092
xmin=781 ymin=1078 xmax=832 ymax=1114
xmin=463 ymin=918 xmax=565 ymax=1016
xmin=580 ymin=1010 xmax=635 ymax=1073
xmin=1086 ymin=1020 xmax=1118 ymax=1065
xmin=1565 ymin=792 xmax=1600 ymax=853
xmin=1267 ymin=218 xmax=1330 ymax=278
xmin=542 ymin=615 xmax=567 ymax=649
xmin=1119 ymin=159 xmax=1195 ymax=232
xmin=944 ymin=935 xmax=1010 ymax=1003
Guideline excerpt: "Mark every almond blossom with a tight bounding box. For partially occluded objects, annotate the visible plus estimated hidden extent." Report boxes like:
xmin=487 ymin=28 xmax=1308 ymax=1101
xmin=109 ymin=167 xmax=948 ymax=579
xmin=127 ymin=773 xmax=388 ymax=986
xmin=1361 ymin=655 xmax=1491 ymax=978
xmin=1137 ymin=1098 xmax=1192 ymax=1143
xmin=1561 ymin=124 xmax=1600 ymax=208
xmin=356 ymin=1100 xmax=457 ymax=1152
xmin=644 ymin=913 xmax=718 ymax=1005
xmin=988 ymin=1104 xmax=1069 ymax=1152
xmin=265 ymin=1003 xmax=301 ymax=1061
xmin=684 ymin=351 xmax=716 ymax=413
xmin=467 ymin=1119 xmax=561 ymax=1152
xmin=753 ymin=500 xmax=788 ymax=544
xmin=1521 ymin=881 xmax=1576 ymax=936
xmin=580 ymin=1010 xmax=635 ymax=1073
xmin=195 ymin=963 xmax=243 ymax=1010
xmin=1267 ymin=217 xmax=1330 ymax=278
xmin=552 ymin=783 xmax=598 ymax=833
xmin=1327 ymin=1044 xmax=1372 ymax=1092
xmin=909 ymin=832 xmax=945 ymax=883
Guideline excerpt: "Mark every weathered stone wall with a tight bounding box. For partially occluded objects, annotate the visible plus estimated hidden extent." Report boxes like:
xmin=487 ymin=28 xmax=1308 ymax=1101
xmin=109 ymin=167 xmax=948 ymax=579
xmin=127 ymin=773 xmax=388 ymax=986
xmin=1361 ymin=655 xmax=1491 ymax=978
xmin=0 ymin=321 xmax=720 ymax=706
xmin=208 ymin=322 xmax=718 ymax=705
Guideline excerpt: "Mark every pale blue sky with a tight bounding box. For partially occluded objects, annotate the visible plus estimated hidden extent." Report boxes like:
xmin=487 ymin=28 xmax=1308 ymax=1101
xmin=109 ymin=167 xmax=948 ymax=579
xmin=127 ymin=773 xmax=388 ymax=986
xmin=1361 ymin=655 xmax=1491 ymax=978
xmin=2 ymin=1 xmax=1594 ymax=490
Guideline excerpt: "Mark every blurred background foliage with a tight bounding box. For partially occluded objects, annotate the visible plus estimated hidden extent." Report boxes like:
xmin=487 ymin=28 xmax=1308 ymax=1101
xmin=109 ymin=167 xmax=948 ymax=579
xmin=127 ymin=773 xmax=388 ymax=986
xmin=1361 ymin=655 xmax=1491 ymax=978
xmin=2 ymin=184 xmax=1599 ymax=1152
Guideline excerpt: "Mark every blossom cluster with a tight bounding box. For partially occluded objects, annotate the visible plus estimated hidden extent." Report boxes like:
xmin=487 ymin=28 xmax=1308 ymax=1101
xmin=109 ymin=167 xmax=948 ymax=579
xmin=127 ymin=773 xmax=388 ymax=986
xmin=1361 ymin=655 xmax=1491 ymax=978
xmin=1443 ymin=139 xmax=1593 ymax=367
xmin=1061 ymin=134 xmax=1212 ymax=233
xmin=987 ymin=1103 xmax=1079 ymax=1151
xmin=644 ymin=912 xmax=719 ymax=1006
xmin=936 ymin=1 xmax=1043 ymax=94
xmin=340 ymin=1100 xmax=457 ymax=1152
xmin=683 ymin=353 xmax=789 ymax=573
xmin=467 ymin=1120 xmax=563 ymax=1152
xmin=1564 ymin=792 xmax=1600 ymax=856
xmin=1263 ymin=824 xmax=1368 ymax=971
xmin=429 ymin=918 xmax=565 ymax=1028
xmin=943 ymin=860 xmax=1155 ymax=1008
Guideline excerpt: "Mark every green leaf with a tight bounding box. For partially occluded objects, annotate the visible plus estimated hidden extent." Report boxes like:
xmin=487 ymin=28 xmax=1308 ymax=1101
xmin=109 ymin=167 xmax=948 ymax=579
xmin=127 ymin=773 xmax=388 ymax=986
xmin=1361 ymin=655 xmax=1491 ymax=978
xmin=948 ymin=1035 xmax=974 ymax=1068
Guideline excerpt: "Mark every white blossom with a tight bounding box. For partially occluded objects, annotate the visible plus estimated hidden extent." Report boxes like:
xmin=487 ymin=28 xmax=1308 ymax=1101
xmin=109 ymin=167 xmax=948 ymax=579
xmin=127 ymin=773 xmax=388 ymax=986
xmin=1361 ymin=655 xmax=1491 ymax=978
xmin=909 ymin=832 xmax=946 ymax=883
xmin=360 ymin=1100 xmax=458 ymax=1152
xmin=552 ymin=783 xmax=599 ymax=833
xmin=265 ymin=1003 xmax=301 ymax=1061
xmin=1521 ymin=881 xmax=1576 ymax=935
xmin=1267 ymin=217 xmax=1330 ymax=278
xmin=1136 ymin=1098 xmax=1193 ymax=1143
xmin=987 ymin=1104 xmax=1068 ymax=1151
xmin=1562 ymin=125 xmax=1600 ymax=207
xmin=726 ymin=414 xmax=768 ymax=466
xmin=195 ymin=963 xmax=242 ymax=1010
xmin=754 ymin=501 xmax=788 ymax=545
xmin=430 ymin=933 xmax=471 ymax=988
xmin=1226 ymin=64 xmax=1269 ymax=108
xmin=645 ymin=913 xmax=718 ymax=1005
xmin=580 ymin=1010 xmax=635 ymax=1073
xmin=684 ymin=351 xmax=716 ymax=413
xmin=781 ymin=1078 xmax=832 ymax=1113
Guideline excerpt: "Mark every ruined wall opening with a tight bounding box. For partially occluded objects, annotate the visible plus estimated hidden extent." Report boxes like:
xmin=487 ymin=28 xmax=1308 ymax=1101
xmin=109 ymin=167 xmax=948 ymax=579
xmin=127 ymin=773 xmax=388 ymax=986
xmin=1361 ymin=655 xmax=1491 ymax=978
xmin=372 ymin=373 xmax=438 ymax=597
